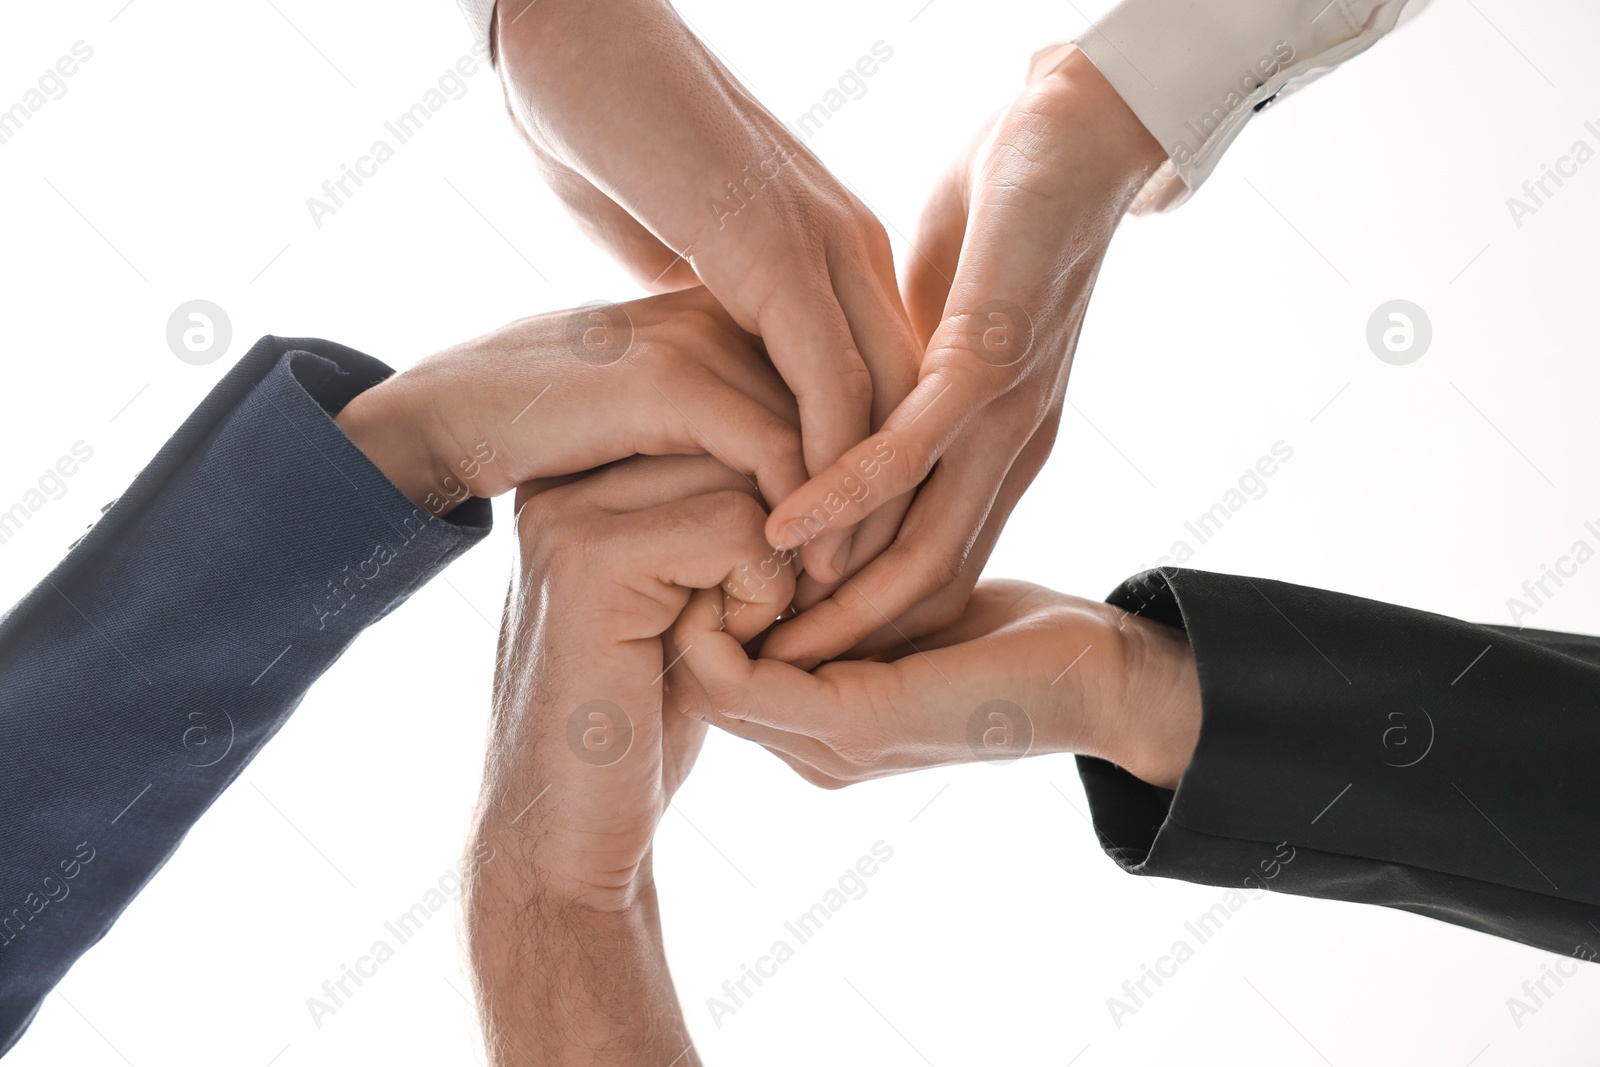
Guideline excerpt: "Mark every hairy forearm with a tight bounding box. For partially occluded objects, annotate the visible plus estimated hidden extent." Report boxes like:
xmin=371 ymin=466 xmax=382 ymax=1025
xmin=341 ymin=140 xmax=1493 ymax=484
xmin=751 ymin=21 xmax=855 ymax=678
xmin=466 ymin=859 xmax=699 ymax=1066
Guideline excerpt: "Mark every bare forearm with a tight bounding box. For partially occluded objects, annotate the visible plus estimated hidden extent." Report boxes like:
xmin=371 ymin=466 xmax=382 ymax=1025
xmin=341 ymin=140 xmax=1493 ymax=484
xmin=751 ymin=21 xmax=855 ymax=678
xmin=467 ymin=863 xmax=699 ymax=1066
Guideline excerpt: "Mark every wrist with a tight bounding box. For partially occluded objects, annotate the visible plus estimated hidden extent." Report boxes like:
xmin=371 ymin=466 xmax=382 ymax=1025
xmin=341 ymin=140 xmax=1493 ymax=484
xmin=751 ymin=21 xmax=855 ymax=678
xmin=467 ymin=818 xmax=656 ymax=915
xmin=334 ymin=376 xmax=464 ymax=516
xmin=466 ymin=861 xmax=679 ymax=1066
xmin=1025 ymin=47 xmax=1166 ymax=204
xmin=1107 ymin=613 xmax=1202 ymax=790
xmin=468 ymin=858 xmax=658 ymax=929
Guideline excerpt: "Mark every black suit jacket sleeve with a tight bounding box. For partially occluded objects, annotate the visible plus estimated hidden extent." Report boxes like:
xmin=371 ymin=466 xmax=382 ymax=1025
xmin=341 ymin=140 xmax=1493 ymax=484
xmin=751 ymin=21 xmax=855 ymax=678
xmin=1078 ymin=568 xmax=1600 ymax=962
xmin=0 ymin=336 xmax=491 ymax=1052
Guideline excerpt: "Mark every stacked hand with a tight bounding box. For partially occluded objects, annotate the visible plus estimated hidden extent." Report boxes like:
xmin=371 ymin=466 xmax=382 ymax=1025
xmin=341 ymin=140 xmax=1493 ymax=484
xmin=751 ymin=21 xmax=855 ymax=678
xmin=763 ymin=47 xmax=1166 ymax=664
xmin=336 ymin=287 xmax=807 ymax=514
xmin=672 ymin=578 xmax=1200 ymax=792
xmin=370 ymin=23 xmax=1205 ymax=1065
xmin=464 ymin=455 xmax=790 ymax=1065
xmin=495 ymin=0 xmax=921 ymax=586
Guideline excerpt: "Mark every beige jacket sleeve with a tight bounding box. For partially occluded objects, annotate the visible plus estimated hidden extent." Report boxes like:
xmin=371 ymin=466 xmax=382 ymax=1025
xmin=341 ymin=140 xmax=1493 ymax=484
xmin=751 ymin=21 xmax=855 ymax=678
xmin=1032 ymin=0 xmax=1432 ymax=212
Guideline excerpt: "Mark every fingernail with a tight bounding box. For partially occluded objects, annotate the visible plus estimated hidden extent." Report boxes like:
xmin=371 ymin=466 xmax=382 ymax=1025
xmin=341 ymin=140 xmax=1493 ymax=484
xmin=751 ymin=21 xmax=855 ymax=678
xmin=774 ymin=519 xmax=814 ymax=552
xmin=831 ymin=537 xmax=852 ymax=579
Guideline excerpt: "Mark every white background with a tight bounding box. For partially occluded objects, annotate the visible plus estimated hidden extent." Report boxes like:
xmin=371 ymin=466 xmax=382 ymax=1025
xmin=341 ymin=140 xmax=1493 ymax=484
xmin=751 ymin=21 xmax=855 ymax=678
xmin=2 ymin=0 xmax=1598 ymax=1064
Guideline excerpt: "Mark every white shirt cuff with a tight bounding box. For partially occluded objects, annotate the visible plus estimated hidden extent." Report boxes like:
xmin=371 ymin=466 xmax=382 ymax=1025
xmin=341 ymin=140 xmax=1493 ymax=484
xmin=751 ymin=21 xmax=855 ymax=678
xmin=1051 ymin=0 xmax=1429 ymax=213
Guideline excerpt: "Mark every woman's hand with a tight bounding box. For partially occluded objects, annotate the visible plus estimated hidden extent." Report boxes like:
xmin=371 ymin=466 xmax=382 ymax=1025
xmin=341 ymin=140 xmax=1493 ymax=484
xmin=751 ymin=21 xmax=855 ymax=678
xmin=670 ymin=578 xmax=1202 ymax=791
xmin=336 ymin=288 xmax=806 ymax=516
xmin=760 ymin=48 xmax=1167 ymax=666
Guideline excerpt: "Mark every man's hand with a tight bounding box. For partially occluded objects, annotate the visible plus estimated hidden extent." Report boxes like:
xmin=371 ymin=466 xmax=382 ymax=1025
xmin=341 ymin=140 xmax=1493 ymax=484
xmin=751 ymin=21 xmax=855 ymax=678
xmin=672 ymin=579 xmax=1201 ymax=792
xmin=335 ymin=288 xmax=806 ymax=517
xmin=760 ymin=48 xmax=1167 ymax=666
xmin=463 ymin=454 xmax=793 ymax=1065
xmin=494 ymin=0 xmax=921 ymax=583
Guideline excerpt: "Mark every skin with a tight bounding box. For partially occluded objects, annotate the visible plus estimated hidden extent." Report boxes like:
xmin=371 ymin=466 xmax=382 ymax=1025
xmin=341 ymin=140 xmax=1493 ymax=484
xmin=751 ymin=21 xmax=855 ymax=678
xmin=332 ymin=33 xmax=1203 ymax=1053
xmin=456 ymin=456 xmax=1200 ymax=1064
xmin=493 ymin=0 xmax=921 ymax=585
xmin=330 ymin=296 xmax=1199 ymax=1058
xmin=334 ymin=287 xmax=806 ymax=514
xmin=763 ymin=48 xmax=1171 ymax=667
xmin=329 ymin=286 xmax=1202 ymax=1057
xmin=673 ymin=578 xmax=1202 ymax=792
xmin=463 ymin=455 xmax=790 ymax=1065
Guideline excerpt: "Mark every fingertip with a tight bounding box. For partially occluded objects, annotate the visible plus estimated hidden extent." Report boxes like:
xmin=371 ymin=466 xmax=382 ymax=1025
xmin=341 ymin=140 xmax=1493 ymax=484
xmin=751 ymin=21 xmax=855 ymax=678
xmin=799 ymin=530 xmax=851 ymax=584
xmin=769 ymin=511 xmax=816 ymax=554
xmin=755 ymin=617 xmax=822 ymax=670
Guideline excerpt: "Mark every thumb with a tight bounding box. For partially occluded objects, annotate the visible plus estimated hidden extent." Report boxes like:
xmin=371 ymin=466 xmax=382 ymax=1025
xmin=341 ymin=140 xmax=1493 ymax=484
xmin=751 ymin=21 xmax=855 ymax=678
xmin=902 ymin=148 xmax=974 ymax=347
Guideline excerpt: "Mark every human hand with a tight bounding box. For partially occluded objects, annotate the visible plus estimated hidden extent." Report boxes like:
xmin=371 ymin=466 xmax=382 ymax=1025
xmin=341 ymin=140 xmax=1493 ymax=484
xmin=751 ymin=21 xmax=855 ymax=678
xmin=335 ymin=287 xmax=806 ymax=517
xmin=471 ymin=453 xmax=793 ymax=908
xmin=760 ymin=48 xmax=1167 ymax=666
xmin=671 ymin=578 xmax=1200 ymax=791
xmin=495 ymin=0 xmax=920 ymax=582
xmin=462 ymin=454 xmax=792 ymax=1065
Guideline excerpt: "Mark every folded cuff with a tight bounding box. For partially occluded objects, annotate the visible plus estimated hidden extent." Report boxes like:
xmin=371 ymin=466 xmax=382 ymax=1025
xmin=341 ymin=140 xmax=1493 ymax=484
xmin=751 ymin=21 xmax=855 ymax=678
xmin=1078 ymin=567 xmax=1600 ymax=959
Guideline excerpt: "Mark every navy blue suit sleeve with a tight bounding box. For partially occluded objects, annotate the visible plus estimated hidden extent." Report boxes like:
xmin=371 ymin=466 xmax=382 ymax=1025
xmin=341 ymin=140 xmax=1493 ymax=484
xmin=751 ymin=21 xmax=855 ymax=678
xmin=0 ymin=335 xmax=491 ymax=1050
xmin=1078 ymin=568 xmax=1600 ymax=963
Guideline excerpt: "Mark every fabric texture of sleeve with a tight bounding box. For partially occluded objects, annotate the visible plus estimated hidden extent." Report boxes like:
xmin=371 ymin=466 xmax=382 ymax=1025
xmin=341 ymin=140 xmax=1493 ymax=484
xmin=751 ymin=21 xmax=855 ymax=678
xmin=1033 ymin=0 xmax=1431 ymax=211
xmin=0 ymin=335 xmax=492 ymax=1052
xmin=455 ymin=0 xmax=496 ymax=54
xmin=1078 ymin=567 xmax=1600 ymax=963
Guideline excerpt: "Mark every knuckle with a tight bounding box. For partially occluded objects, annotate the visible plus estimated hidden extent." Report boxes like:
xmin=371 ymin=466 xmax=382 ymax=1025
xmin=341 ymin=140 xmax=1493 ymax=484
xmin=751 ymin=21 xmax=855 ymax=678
xmin=707 ymin=488 xmax=767 ymax=532
xmin=828 ymin=733 xmax=882 ymax=775
xmin=849 ymin=209 xmax=894 ymax=263
xmin=899 ymin=537 xmax=968 ymax=590
xmin=760 ymin=413 xmax=803 ymax=458
xmin=799 ymin=359 xmax=872 ymax=415
xmin=707 ymin=685 xmax=755 ymax=721
xmin=546 ymin=527 xmax=608 ymax=577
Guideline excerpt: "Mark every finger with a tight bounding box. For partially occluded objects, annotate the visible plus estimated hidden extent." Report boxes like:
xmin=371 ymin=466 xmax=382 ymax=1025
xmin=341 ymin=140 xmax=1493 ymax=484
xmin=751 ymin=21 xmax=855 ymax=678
xmin=901 ymin=160 xmax=970 ymax=348
xmin=789 ymin=489 xmax=912 ymax=613
xmin=764 ymin=344 xmax=1015 ymax=553
xmin=844 ymin=417 xmax=1057 ymax=658
xmin=813 ymin=234 xmax=922 ymax=586
xmin=610 ymin=491 xmax=795 ymax=640
xmin=762 ymin=420 xmax=1031 ymax=665
xmin=672 ymin=298 xmax=800 ymax=430
xmin=828 ymin=228 xmax=921 ymax=426
xmin=700 ymin=707 xmax=846 ymax=787
xmin=525 ymin=477 xmax=795 ymax=641
xmin=756 ymin=285 xmax=874 ymax=583
xmin=673 ymin=588 xmax=845 ymax=735
xmin=658 ymin=635 xmax=709 ymax=798
xmin=641 ymin=367 xmax=809 ymax=509
xmin=675 ymin=659 xmax=847 ymax=787
xmin=539 ymin=453 xmax=753 ymax=514
xmin=664 ymin=605 xmax=840 ymax=779
xmin=673 ymin=587 xmax=842 ymax=745
xmin=771 ymin=109 xmax=1080 ymax=555
xmin=670 ymin=587 xmax=764 ymax=707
